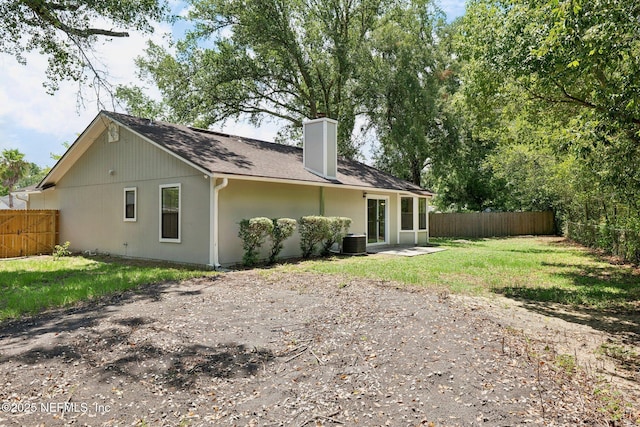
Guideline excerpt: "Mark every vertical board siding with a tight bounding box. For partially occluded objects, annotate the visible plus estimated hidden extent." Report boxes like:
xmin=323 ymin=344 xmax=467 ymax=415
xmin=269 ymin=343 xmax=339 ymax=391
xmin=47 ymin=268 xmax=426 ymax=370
xmin=0 ymin=210 xmax=59 ymax=258
xmin=61 ymin=128 xmax=198 ymax=187
xmin=429 ymin=211 xmax=554 ymax=238
xmin=53 ymin=125 xmax=211 ymax=265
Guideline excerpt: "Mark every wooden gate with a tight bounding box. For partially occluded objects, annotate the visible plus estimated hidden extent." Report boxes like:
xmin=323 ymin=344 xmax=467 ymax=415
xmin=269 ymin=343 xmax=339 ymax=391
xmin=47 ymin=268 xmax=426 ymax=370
xmin=0 ymin=210 xmax=59 ymax=258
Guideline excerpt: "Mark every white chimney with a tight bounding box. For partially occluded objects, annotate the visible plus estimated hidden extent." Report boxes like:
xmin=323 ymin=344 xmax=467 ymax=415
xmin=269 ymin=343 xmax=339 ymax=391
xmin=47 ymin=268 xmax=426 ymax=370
xmin=303 ymin=117 xmax=338 ymax=180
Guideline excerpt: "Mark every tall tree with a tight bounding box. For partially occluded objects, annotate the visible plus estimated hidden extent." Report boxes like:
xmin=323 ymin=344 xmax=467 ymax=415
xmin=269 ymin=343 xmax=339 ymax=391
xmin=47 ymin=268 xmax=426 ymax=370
xmin=123 ymin=0 xmax=395 ymax=158
xmin=462 ymin=0 xmax=640 ymax=130
xmin=419 ymin=12 xmax=510 ymax=211
xmin=0 ymin=0 xmax=166 ymax=95
xmin=0 ymin=149 xmax=29 ymax=208
xmin=362 ymin=0 xmax=458 ymax=185
xmin=458 ymin=0 xmax=640 ymax=220
xmin=17 ymin=162 xmax=49 ymax=189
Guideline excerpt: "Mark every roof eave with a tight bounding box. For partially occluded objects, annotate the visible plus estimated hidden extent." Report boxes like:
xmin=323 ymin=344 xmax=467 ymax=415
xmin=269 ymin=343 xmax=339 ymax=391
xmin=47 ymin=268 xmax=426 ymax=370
xmin=36 ymin=112 xmax=112 ymax=189
xmin=211 ymin=171 xmax=433 ymax=195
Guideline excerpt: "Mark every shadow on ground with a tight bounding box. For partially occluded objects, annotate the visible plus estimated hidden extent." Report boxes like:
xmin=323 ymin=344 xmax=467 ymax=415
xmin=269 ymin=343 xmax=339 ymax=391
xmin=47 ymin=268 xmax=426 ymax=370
xmin=493 ymin=243 xmax=640 ymax=381
xmin=0 ymin=275 xmax=272 ymax=390
xmin=0 ymin=275 xmax=223 ymax=341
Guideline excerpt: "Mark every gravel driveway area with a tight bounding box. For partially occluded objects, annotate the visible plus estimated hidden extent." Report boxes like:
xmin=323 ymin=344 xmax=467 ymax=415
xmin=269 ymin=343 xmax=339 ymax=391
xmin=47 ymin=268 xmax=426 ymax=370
xmin=0 ymin=270 xmax=637 ymax=426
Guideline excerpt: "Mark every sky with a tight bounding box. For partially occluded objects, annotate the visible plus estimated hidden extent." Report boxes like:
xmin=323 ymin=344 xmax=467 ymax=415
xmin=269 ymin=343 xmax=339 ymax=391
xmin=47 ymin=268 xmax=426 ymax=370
xmin=0 ymin=0 xmax=467 ymax=169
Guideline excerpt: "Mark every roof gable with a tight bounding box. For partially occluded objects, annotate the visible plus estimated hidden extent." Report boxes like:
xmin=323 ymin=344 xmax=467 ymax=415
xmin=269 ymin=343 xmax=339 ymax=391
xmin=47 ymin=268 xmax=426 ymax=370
xmin=40 ymin=111 xmax=433 ymax=196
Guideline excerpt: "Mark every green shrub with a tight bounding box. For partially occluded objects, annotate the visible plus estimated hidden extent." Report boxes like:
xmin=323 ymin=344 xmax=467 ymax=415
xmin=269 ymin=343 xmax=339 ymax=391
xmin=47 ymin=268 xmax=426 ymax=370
xmin=268 ymin=218 xmax=297 ymax=264
xmin=53 ymin=241 xmax=71 ymax=260
xmin=299 ymin=216 xmax=352 ymax=258
xmin=238 ymin=217 xmax=274 ymax=266
xmin=322 ymin=217 xmax=352 ymax=255
xmin=567 ymin=220 xmax=640 ymax=264
xmin=299 ymin=216 xmax=330 ymax=258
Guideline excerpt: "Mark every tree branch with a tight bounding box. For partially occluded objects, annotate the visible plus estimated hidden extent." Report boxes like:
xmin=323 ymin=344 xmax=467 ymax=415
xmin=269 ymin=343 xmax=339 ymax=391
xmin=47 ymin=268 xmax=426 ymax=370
xmin=23 ymin=0 xmax=130 ymax=38
xmin=552 ymin=79 xmax=599 ymax=110
xmin=525 ymin=82 xmax=640 ymax=126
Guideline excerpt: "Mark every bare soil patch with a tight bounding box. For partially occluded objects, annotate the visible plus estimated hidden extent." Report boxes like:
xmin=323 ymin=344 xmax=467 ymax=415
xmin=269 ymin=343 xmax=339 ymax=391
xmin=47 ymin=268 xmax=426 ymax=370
xmin=0 ymin=271 xmax=637 ymax=426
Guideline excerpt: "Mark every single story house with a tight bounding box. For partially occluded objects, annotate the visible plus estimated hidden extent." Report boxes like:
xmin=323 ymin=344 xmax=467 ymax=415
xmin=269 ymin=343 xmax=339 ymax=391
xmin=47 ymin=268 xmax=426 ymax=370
xmin=27 ymin=111 xmax=433 ymax=267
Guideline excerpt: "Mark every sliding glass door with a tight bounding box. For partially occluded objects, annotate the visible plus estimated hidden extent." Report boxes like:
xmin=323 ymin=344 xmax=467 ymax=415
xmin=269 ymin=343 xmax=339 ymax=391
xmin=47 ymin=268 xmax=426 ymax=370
xmin=367 ymin=197 xmax=387 ymax=244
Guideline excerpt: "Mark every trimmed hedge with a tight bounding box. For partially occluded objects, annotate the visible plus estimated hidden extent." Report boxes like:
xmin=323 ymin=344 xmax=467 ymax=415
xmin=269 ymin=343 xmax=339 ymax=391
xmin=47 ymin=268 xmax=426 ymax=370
xmin=299 ymin=216 xmax=328 ymax=258
xmin=238 ymin=217 xmax=273 ymax=266
xmin=299 ymin=216 xmax=352 ymax=258
xmin=269 ymin=218 xmax=297 ymax=264
xmin=240 ymin=215 xmax=353 ymax=265
xmin=322 ymin=217 xmax=352 ymax=255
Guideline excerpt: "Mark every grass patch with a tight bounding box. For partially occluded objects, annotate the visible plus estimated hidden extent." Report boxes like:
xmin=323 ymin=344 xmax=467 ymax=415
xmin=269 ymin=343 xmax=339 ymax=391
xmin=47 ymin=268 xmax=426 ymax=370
xmin=0 ymin=256 xmax=215 ymax=322
xmin=275 ymin=237 xmax=640 ymax=310
xmin=597 ymin=343 xmax=640 ymax=371
xmin=3 ymin=237 xmax=639 ymax=321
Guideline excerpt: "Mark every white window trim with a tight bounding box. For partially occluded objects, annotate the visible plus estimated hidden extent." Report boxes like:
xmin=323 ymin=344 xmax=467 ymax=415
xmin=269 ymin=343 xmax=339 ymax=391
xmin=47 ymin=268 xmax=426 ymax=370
xmin=365 ymin=194 xmax=389 ymax=246
xmin=397 ymin=196 xmax=429 ymax=245
xmin=418 ymin=197 xmax=428 ymax=231
xmin=124 ymin=187 xmax=137 ymax=222
xmin=400 ymin=196 xmax=414 ymax=232
xmin=397 ymin=197 xmax=429 ymax=231
xmin=159 ymin=183 xmax=181 ymax=243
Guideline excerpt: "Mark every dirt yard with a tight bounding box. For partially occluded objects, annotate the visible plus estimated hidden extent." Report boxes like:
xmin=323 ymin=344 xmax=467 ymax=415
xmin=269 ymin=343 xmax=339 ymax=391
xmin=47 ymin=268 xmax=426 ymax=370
xmin=0 ymin=270 xmax=638 ymax=426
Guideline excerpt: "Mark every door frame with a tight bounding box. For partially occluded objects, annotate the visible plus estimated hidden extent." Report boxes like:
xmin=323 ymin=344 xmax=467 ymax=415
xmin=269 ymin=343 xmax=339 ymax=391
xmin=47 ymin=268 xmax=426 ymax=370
xmin=365 ymin=195 xmax=389 ymax=246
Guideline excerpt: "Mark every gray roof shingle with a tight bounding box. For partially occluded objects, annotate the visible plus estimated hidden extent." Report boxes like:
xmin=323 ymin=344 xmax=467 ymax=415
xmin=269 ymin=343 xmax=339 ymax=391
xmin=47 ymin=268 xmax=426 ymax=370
xmin=104 ymin=111 xmax=432 ymax=195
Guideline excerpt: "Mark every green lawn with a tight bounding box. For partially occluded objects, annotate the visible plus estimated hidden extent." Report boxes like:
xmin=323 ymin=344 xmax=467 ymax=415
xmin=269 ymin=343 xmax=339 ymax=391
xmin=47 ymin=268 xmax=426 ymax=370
xmin=0 ymin=256 xmax=216 ymax=322
xmin=2 ymin=237 xmax=638 ymax=323
xmin=276 ymin=236 xmax=640 ymax=310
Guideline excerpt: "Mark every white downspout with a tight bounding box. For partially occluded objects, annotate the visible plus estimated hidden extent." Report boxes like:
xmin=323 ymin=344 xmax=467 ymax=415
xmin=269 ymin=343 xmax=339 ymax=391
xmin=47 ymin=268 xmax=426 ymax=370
xmin=14 ymin=193 xmax=30 ymax=209
xmin=209 ymin=177 xmax=229 ymax=269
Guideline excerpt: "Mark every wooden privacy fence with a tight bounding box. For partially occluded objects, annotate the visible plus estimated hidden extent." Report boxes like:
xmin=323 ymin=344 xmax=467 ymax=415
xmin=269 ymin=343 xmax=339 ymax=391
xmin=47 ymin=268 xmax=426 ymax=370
xmin=429 ymin=211 xmax=555 ymax=238
xmin=0 ymin=210 xmax=59 ymax=258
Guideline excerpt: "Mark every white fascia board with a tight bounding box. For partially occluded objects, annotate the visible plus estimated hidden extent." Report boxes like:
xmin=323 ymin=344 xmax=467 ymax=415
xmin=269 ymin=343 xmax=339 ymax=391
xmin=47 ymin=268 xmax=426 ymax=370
xmin=38 ymin=113 xmax=111 ymax=188
xmin=212 ymin=171 xmax=422 ymax=195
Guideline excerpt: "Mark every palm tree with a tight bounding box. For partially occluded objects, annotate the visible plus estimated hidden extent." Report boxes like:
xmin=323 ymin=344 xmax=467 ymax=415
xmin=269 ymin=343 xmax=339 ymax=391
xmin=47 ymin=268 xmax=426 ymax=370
xmin=1 ymin=149 xmax=29 ymax=208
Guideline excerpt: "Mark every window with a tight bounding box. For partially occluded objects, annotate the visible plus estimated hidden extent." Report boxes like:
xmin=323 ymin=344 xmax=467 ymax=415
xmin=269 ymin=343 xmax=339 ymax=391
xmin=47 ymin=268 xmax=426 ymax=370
xmin=160 ymin=184 xmax=181 ymax=242
xmin=418 ymin=198 xmax=427 ymax=230
xmin=124 ymin=187 xmax=137 ymax=222
xmin=401 ymin=197 xmax=414 ymax=231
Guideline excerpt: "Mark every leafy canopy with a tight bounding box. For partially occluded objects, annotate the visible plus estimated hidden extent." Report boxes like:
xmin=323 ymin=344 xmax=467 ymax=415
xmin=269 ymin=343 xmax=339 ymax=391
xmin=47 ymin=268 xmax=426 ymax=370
xmin=0 ymin=0 xmax=166 ymax=94
xmin=0 ymin=149 xmax=29 ymax=208
xmin=362 ymin=1 xmax=458 ymax=185
xmin=122 ymin=0 xmax=428 ymax=158
xmin=462 ymin=0 xmax=640 ymax=132
xmin=445 ymin=0 xmax=640 ymax=223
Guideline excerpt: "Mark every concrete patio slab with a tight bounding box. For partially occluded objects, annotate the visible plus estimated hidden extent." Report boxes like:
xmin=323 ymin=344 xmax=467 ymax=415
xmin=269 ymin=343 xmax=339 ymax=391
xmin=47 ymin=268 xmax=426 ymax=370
xmin=367 ymin=245 xmax=448 ymax=257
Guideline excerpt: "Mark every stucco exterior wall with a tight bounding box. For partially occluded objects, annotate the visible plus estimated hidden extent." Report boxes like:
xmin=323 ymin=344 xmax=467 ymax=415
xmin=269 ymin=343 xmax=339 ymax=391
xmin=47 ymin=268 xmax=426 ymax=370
xmin=217 ymin=179 xmax=323 ymax=265
xmin=216 ymin=182 xmax=410 ymax=266
xmin=322 ymin=187 xmax=367 ymax=236
xmin=398 ymin=232 xmax=415 ymax=245
xmin=54 ymin=126 xmax=211 ymax=265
